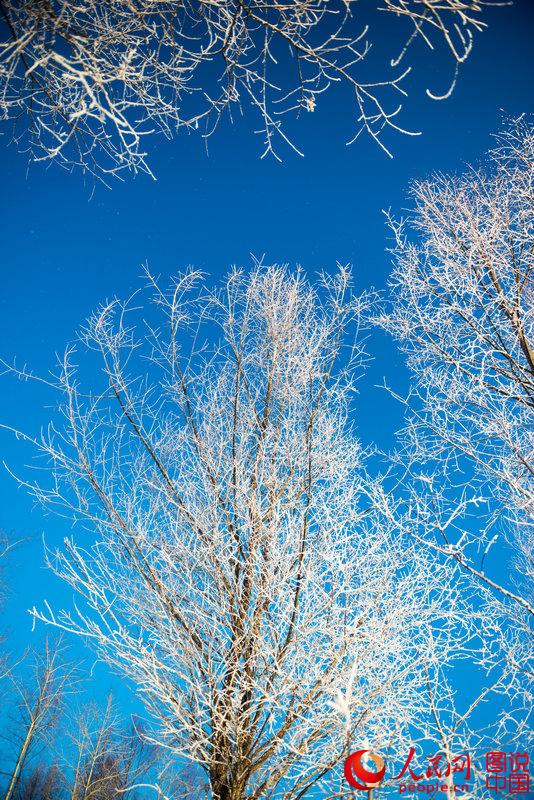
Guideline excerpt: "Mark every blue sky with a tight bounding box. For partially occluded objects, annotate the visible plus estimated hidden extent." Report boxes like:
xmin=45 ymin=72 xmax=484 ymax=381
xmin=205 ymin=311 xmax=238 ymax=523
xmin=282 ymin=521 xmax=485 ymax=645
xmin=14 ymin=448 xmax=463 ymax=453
xmin=0 ymin=0 xmax=533 ymax=731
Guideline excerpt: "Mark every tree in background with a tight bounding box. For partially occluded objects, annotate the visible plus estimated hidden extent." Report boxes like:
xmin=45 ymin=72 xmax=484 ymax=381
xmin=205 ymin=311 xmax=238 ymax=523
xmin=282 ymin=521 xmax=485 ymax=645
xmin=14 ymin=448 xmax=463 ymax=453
xmin=0 ymin=0 xmax=504 ymax=178
xmin=1 ymin=639 xmax=78 ymax=800
xmin=10 ymin=266 xmax=474 ymax=799
xmin=65 ymin=696 xmax=154 ymax=800
xmin=11 ymin=762 xmax=64 ymax=800
xmin=3 ymin=695 xmax=165 ymax=800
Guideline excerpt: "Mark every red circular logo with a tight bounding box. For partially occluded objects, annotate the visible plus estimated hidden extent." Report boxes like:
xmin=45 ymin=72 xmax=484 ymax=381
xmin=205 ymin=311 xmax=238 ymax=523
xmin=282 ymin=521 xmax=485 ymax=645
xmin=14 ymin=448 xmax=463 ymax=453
xmin=344 ymin=749 xmax=386 ymax=790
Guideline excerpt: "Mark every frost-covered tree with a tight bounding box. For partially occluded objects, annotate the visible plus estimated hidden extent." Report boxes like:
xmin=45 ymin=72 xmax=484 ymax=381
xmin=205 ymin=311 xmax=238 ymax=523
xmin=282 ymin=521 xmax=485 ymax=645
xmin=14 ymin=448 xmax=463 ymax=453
xmin=379 ymin=118 xmax=533 ymax=617
xmin=8 ymin=266 xmax=476 ymax=799
xmin=376 ymin=121 xmax=533 ymax=791
xmin=0 ymin=0 xmax=504 ymax=177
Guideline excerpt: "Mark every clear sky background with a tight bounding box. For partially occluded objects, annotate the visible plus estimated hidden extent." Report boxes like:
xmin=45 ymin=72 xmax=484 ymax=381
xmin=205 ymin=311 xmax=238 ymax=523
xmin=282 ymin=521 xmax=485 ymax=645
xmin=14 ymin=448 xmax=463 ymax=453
xmin=0 ymin=0 xmax=533 ymax=730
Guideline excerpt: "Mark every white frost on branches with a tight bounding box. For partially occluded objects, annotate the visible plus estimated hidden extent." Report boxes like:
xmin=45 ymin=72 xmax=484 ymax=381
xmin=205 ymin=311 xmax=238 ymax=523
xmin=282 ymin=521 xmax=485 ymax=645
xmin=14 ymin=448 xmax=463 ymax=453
xmin=10 ymin=265 xmax=481 ymax=799
xmin=0 ymin=0 xmax=500 ymax=177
